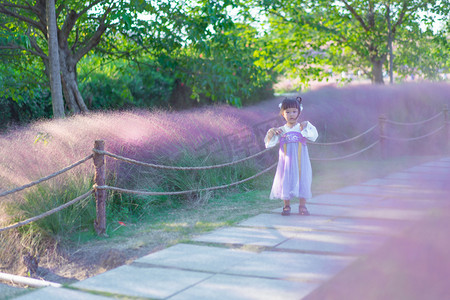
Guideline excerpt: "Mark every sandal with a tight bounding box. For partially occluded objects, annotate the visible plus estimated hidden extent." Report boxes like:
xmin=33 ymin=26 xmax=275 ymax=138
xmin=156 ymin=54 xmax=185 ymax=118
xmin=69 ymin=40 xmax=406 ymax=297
xmin=281 ymin=205 xmax=291 ymax=216
xmin=299 ymin=205 xmax=310 ymax=216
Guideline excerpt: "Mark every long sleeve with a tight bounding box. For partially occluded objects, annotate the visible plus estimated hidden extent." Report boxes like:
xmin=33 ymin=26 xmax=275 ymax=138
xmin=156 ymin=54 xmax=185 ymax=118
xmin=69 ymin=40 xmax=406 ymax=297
xmin=301 ymin=121 xmax=318 ymax=142
xmin=264 ymin=130 xmax=280 ymax=148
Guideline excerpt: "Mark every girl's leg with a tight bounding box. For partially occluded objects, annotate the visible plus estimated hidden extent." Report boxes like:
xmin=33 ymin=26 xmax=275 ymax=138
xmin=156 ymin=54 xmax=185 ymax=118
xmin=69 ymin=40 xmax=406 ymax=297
xmin=299 ymin=198 xmax=310 ymax=215
xmin=282 ymin=199 xmax=291 ymax=216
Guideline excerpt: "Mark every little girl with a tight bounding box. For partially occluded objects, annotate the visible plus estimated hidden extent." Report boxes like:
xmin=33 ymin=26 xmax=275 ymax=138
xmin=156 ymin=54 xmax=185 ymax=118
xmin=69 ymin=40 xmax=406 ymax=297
xmin=264 ymin=97 xmax=318 ymax=216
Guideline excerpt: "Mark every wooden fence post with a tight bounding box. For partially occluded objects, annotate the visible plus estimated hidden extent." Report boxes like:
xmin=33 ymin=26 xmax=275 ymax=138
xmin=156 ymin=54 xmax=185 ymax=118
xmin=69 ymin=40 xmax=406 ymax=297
xmin=379 ymin=114 xmax=387 ymax=158
xmin=93 ymin=140 xmax=106 ymax=235
xmin=444 ymin=105 xmax=449 ymax=154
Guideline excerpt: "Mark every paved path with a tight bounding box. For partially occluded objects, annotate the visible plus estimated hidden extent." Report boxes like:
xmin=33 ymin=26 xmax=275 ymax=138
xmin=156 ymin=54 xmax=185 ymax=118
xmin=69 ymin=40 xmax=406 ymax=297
xmin=10 ymin=157 xmax=450 ymax=300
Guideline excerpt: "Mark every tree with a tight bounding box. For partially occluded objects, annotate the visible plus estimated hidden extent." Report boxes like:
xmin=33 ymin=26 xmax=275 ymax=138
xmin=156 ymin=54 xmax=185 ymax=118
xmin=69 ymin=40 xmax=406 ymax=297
xmin=46 ymin=0 xmax=64 ymax=118
xmin=0 ymin=0 xmax=246 ymax=114
xmin=0 ymin=1 xmax=133 ymax=113
xmin=246 ymin=0 xmax=449 ymax=84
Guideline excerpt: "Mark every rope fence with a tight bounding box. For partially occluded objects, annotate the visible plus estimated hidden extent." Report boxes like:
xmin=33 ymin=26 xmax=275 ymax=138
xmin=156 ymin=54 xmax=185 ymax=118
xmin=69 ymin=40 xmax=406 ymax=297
xmin=310 ymin=140 xmax=381 ymax=161
xmin=93 ymin=147 xmax=273 ymax=170
xmin=0 ymin=154 xmax=93 ymax=198
xmin=93 ymin=162 xmax=277 ymax=196
xmin=384 ymin=111 xmax=444 ymax=126
xmin=381 ymin=125 xmax=445 ymax=141
xmin=310 ymin=124 xmax=378 ymax=146
xmin=0 ymin=105 xmax=449 ymax=235
xmin=0 ymin=190 xmax=93 ymax=233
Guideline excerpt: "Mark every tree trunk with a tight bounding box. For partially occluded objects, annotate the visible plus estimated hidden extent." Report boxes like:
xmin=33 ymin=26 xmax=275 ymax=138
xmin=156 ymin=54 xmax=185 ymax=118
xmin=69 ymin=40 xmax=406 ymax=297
xmin=386 ymin=3 xmax=394 ymax=84
xmin=371 ymin=58 xmax=385 ymax=84
xmin=46 ymin=0 xmax=65 ymax=118
xmin=59 ymin=49 xmax=88 ymax=113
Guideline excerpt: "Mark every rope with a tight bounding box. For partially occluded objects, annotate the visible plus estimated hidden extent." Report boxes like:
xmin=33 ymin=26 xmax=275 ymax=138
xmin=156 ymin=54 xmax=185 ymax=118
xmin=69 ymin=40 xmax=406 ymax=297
xmin=384 ymin=112 xmax=443 ymax=126
xmin=0 ymin=190 xmax=94 ymax=233
xmin=311 ymin=140 xmax=380 ymax=161
xmin=310 ymin=124 xmax=378 ymax=146
xmin=93 ymin=163 xmax=277 ymax=196
xmin=93 ymin=148 xmax=273 ymax=171
xmin=381 ymin=125 xmax=444 ymax=141
xmin=0 ymin=154 xmax=94 ymax=199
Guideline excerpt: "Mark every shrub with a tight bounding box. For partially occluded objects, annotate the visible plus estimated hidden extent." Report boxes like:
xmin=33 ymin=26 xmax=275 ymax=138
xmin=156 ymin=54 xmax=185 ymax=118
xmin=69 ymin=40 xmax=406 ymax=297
xmin=79 ymin=57 xmax=175 ymax=110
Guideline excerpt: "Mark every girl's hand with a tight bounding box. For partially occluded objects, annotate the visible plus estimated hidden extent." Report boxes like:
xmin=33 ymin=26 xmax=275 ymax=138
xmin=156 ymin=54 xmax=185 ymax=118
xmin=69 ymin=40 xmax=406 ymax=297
xmin=267 ymin=128 xmax=282 ymax=140
xmin=270 ymin=128 xmax=282 ymax=135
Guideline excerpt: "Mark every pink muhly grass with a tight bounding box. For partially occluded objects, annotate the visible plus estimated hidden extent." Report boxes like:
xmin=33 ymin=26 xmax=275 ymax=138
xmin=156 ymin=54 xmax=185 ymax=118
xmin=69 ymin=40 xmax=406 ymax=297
xmin=0 ymin=105 xmax=262 ymax=200
xmin=246 ymin=81 xmax=450 ymax=157
xmin=1 ymin=81 xmax=448 ymax=215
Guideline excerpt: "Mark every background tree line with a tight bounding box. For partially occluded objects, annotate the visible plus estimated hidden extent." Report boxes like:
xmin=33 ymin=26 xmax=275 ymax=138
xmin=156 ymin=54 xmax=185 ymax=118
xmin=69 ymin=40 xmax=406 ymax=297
xmin=0 ymin=0 xmax=448 ymax=129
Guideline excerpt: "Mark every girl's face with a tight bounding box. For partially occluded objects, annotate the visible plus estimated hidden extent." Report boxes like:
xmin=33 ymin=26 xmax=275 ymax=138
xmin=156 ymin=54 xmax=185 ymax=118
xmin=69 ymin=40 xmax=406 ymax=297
xmin=282 ymin=107 xmax=299 ymax=126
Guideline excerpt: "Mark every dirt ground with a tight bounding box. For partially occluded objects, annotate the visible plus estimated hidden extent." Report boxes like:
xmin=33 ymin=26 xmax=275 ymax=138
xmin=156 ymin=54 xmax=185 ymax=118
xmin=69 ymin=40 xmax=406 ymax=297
xmin=33 ymin=236 xmax=170 ymax=284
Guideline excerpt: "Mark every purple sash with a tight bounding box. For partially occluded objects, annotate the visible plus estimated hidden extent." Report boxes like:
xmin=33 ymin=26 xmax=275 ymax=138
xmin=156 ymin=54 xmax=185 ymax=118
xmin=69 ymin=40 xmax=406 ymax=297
xmin=280 ymin=131 xmax=306 ymax=147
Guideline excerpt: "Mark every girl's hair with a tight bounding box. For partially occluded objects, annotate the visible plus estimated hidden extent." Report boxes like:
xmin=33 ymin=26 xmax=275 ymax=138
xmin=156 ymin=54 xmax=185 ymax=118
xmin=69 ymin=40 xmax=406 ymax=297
xmin=280 ymin=96 xmax=302 ymax=112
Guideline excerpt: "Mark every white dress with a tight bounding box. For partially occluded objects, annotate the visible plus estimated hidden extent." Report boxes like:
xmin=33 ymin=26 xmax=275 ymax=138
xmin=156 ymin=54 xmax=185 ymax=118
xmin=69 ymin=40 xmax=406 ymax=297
xmin=264 ymin=122 xmax=318 ymax=200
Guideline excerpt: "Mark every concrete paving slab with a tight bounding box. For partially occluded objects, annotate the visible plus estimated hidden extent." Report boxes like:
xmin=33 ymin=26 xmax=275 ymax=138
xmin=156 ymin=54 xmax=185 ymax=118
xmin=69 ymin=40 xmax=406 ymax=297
xmin=276 ymin=231 xmax=387 ymax=255
xmin=385 ymin=171 xmax=449 ymax=183
xmin=421 ymin=160 xmax=450 ymax=167
xmin=318 ymin=203 xmax=425 ymax=220
xmin=361 ymin=178 xmax=448 ymax=191
xmin=169 ymin=274 xmax=319 ymax=300
xmin=405 ymin=165 xmax=450 ymax=174
xmin=72 ymin=265 xmax=211 ymax=299
xmin=135 ymin=243 xmax=255 ymax=273
xmin=192 ymin=227 xmax=295 ymax=247
xmin=311 ymin=194 xmax=383 ymax=207
xmin=274 ymin=201 xmax=425 ymax=220
xmin=332 ymin=185 xmax=385 ymax=196
xmin=303 ymin=198 xmax=450 ymax=300
xmin=224 ymin=251 xmax=355 ymax=282
xmin=361 ymin=177 xmax=423 ymax=187
xmin=238 ymin=214 xmax=332 ymax=231
xmin=333 ymin=183 xmax=447 ymax=199
xmin=361 ymin=178 xmax=414 ymax=187
xmin=343 ymin=207 xmax=426 ymax=220
xmin=13 ymin=287 xmax=111 ymax=300
xmin=383 ymin=173 xmax=450 ymax=193
xmin=0 ymin=284 xmax=28 ymax=300
xmin=316 ymin=217 xmax=410 ymax=235
xmin=376 ymin=197 xmax=440 ymax=209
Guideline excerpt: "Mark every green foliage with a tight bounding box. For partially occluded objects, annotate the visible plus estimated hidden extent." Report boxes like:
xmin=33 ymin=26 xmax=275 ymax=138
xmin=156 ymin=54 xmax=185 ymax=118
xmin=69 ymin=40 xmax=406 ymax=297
xmin=0 ymin=0 xmax=276 ymax=124
xmin=395 ymin=26 xmax=450 ymax=80
xmin=0 ymin=63 xmax=52 ymax=130
xmin=246 ymin=0 xmax=449 ymax=85
xmin=0 ymin=38 xmax=53 ymax=127
xmin=5 ymin=176 xmax=96 ymax=249
xmin=0 ymin=94 xmax=52 ymax=130
xmin=79 ymin=56 xmax=174 ymax=110
xmin=95 ymin=0 xmax=275 ymax=107
xmin=77 ymin=34 xmax=274 ymax=111
xmin=169 ymin=23 xmax=275 ymax=107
